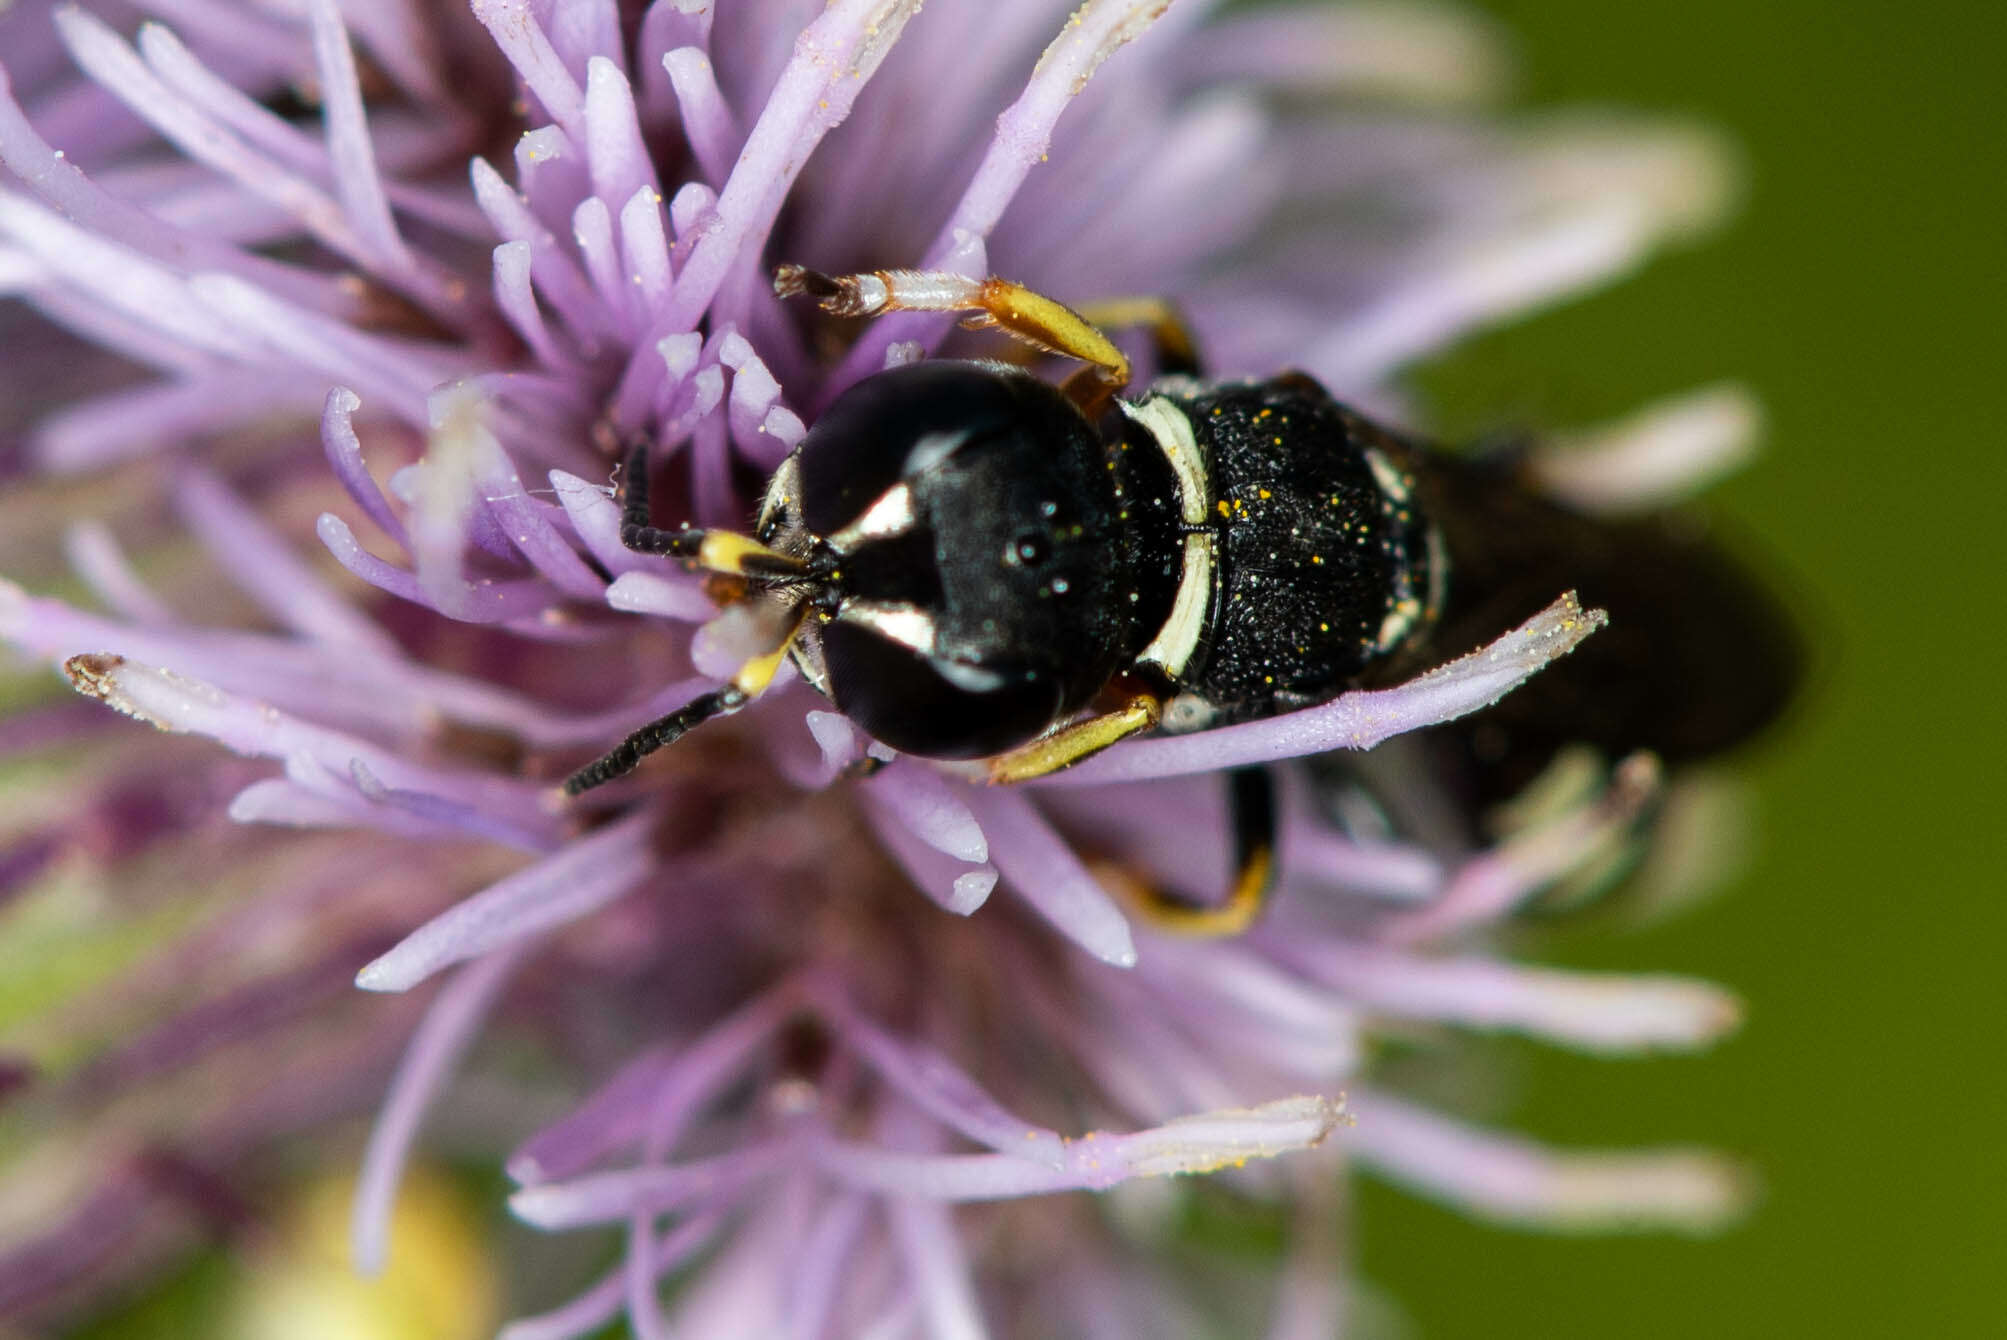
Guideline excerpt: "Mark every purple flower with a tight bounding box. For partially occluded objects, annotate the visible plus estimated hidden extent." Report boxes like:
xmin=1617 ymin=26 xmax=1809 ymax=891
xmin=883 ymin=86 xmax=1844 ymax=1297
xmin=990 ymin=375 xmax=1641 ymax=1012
xmin=0 ymin=0 xmax=1772 ymax=1332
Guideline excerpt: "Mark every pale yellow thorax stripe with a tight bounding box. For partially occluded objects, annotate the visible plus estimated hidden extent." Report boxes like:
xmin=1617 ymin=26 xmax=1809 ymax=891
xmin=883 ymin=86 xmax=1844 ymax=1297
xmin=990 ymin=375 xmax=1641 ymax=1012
xmin=1120 ymin=395 xmax=1214 ymax=680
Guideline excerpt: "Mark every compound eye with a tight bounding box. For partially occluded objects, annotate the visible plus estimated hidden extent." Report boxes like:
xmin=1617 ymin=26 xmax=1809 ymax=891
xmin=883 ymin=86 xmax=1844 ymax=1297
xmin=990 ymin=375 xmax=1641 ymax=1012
xmin=821 ymin=621 xmax=1061 ymax=760
xmin=1008 ymin=529 xmax=1053 ymax=567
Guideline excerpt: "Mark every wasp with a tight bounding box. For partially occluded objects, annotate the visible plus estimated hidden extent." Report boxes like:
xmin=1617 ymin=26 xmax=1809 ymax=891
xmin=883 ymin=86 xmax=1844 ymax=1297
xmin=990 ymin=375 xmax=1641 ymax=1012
xmin=564 ymin=265 xmax=1799 ymax=934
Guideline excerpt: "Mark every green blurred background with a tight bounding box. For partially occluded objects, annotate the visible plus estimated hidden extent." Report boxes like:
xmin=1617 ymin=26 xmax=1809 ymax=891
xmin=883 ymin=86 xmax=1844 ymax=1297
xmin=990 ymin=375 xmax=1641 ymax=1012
xmin=49 ymin=0 xmax=2007 ymax=1335
xmin=1369 ymin=0 xmax=2007 ymax=1334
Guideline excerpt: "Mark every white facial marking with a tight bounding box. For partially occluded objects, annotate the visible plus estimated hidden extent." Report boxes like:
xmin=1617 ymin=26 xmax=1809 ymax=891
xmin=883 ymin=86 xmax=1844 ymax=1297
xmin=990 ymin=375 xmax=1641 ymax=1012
xmin=827 ymin=481 xmax=917 ymax=552
xmin=836 ymin=600 xmax=937 ymax=653
xmin=902 ymin=428 xmax=968 ymax=477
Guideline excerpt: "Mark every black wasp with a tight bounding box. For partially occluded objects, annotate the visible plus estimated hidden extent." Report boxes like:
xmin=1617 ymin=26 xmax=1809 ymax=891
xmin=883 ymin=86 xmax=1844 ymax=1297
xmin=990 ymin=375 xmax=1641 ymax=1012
xmin=564 ymin=264 xmax=1799 ymax=934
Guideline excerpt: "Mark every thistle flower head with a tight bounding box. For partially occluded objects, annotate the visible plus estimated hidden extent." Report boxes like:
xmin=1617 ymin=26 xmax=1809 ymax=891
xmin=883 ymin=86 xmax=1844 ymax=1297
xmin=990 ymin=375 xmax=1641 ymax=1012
xmin=0 ymin=0 xmax=1768 ymax=1332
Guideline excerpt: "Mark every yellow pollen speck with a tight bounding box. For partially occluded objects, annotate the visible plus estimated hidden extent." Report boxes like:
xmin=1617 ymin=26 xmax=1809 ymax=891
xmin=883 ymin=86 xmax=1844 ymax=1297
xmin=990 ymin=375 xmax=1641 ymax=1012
xmin=1216 ymin=499 xmax=1231 ymax=516
xmin=1258 ymin=488 xmax=1271 ymax=499
xmin=1319 ymin=622 xmax=1329 ymax=631
xmin=1273 ymin=436 xmax=1284 ymax=445
xmin=1311 ymin=555 xmax=1324 ymax=565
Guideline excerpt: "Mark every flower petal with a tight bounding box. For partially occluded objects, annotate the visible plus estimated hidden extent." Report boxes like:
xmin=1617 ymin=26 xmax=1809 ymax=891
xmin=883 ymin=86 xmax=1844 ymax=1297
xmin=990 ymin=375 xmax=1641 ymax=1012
xmin=352 ymin=943 xmax=528 ymax=1274
xmin=1531 ymin=382 xmax=1762 ymax=514
xmin=356 ymin=808 xmax=657 ymax=992
xmin=814 ymin=1095 xmax=1346 ymax=1200
xmin=1039 ymin=593 xmax=1607 ymax=784
xmin=966 ymin=787 xmax=1137 ymax=967
xmin=1346 ymin=1090 xmax=1749 ymax=1232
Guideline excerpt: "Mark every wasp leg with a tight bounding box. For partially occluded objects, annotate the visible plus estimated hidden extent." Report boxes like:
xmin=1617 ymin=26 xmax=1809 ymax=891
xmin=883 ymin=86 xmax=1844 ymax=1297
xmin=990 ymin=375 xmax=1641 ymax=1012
xmin=985 ymin=693 xmax=1164 ymax=784
xmin=614 ymin=440 xmax=809 ymax=581
xmin=1072 ymin=296 xmax=1202 ymax=379
xmin=1098 ymin=768 xmax=1279 ymax=938
xmin=774 ymin=265 xmax=1131 ymax=395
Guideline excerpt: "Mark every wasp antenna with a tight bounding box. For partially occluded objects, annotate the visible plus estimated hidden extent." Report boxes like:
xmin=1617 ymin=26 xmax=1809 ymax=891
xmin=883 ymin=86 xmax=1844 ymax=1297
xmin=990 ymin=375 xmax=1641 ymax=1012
xmin=612 ymin=438 xmax=810 ymax=579
xmin=561 ymin=686 xmax=750 ymax=795
xmin=563 ymin=604 xmax=811 ymax=797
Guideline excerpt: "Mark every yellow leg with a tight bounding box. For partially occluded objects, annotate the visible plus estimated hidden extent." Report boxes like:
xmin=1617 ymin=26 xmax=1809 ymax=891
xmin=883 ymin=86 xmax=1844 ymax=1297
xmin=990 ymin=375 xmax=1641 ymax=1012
xmin=1074 ymin=296 xmax=1201 ymax=378
xmin=1094 ymin=845 xmax=1274 ymax=938
xmin=775 ymin=265 xmax=1131 ymax=392
xmin=1095 ymin=767 xmax=1279 ymax=938
xmin=984 ymin=695 xmax=1162 ymax=784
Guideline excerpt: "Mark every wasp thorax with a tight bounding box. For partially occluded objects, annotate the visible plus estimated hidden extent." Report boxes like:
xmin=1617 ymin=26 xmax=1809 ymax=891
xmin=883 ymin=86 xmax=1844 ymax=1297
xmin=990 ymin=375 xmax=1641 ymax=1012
xmin=759 ymin=362 xmax=1181 ymax=759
